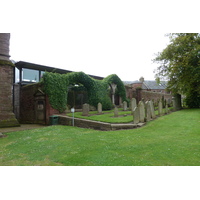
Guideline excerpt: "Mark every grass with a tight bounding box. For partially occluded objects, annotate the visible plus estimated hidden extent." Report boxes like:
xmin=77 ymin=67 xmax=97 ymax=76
xmin=0 ymin=109 xmax=200 ymax=166
xmin=66 ymin=107 xmax=174 ymax=123
xmin=67 ymin=109 xmax=134 ymax=123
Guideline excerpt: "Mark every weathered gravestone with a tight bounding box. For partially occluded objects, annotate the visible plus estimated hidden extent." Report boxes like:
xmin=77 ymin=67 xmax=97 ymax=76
xmin=149 ymin=100 xmax=156 ymax=119
xmin=123 ymin=101 xmax=127 ymax=111
xmin=145 ymin=101 xmax=151 ymax=122
xmin=82 ymin=103 xmax=89 ymax=116
xmin=172 ymin=94 xmax=182 ymax=111
xmin=158 ymin=100 xmax=163 ymax=116
xmin=97 ymin=102 xmax=102 ymax=114
xmin=133 ymin=107 xmax=139 ymax=124
xmin=130 ymin=98 xmax=137 ymax=112
xmin=114 ymin=107 xmax=118 ymax=117
xmin=165 ymin=104 xmax=169 ymax=114
xmin=138 ymin=101 xmax=145 ymax=123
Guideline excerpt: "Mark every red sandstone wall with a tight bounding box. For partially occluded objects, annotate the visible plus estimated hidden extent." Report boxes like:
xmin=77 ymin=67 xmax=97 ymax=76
xmin=20 ymin=84 xmax=39 ymax=123
xmin=19 ymin=83 xmax=61 ymax=124
xmin=0 ymin=65 xmax=13 ymax=115
xmin=45 ymin=96 xmax=60 ymax=124
xmin=140 ymin=90 xmax=172 ymax=103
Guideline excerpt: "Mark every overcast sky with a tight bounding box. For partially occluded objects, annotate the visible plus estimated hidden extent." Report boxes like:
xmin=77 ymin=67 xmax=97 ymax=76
xmin=2 ymin=0 xmax=198 ymax=83
xmin=10 ymin=32 xmax=169 ymax=81
xmin=5 ymin=0 xmax=180 ymax=82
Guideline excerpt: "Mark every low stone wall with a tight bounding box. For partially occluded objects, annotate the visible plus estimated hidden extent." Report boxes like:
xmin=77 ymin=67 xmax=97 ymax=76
xmin=57 ymin=115 xmax=145 ymax=131
xmin=58 ymin=115 xmax=111 ymax=131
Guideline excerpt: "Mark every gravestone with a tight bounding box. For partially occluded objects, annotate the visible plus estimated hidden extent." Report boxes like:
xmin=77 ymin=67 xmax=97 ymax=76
xmin=97 ymin=102 xmax=102 ymax=114
xmin=114 ymin=107 xmax=118 ymax=117
xmin=145 ymin=101 xmax=151 ymax=122
xmin=82 ymin=103 xmax=89 ymax=116
xmin=172 ymin=94 xmax=182 ymax=111
xmin=149 ymin=100 xmax=156 ymax=119
xmin=138 ymin=101 xmax=145 ymax=123
xmin=123 ymin=101 xmax=127 ymax=111
xmin=133 ymin=107 xmax=139 ymax=124
xmin=158 ymin=100 xmax=163 ymax=116
xmin=130 ymin=98 xmax=137 ymax=112
xmin=165 ymin=104 xmax=169 ymax=114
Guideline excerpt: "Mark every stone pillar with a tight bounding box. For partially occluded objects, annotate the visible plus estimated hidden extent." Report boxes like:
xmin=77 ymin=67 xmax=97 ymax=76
xmin=0 ymin=33 xmax=19 ymax=127
xmin=110 ymin=83 xmax=117 ymax=105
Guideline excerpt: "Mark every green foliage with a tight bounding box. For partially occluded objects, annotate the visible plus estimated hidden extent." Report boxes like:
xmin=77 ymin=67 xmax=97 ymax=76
xmin=154 ymin=33 xmax=200 ymax=108
xmin=42 ymin=72 xmax=68 ymax=112
xmin=103 ymin=74 xmax=127 ymax=102
xmin=185 ymin=85 xmax=200 ymax=108
xmin=42 ymin=71 xmax=127 ymax=111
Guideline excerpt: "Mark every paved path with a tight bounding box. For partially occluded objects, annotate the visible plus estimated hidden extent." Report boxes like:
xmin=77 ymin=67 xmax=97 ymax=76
xmin=0 ymin=124 xmax=46 ymax=133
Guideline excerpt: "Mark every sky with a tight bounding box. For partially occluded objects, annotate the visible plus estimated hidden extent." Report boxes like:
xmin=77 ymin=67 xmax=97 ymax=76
xmin=2 ymin=0 xmax=199 ymax=82
xmin=4 ymin=0 xmax=198 ymax=82
xmin=10 ymin=32 xmax=169 ymax=81
xmin=3 ymin=0 xmax=182 ymax=82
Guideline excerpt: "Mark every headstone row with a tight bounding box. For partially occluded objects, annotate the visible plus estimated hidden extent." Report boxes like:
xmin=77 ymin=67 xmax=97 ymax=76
xmin=133 ymin=100 xmax=156 ymax=124
xmin=82 ymin=99 xmax=169 ymax=119
xmin=82 ymin=102 xmax=103 ymax=116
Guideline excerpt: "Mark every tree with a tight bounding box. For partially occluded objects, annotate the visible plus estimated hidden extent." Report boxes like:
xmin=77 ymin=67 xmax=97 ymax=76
xmin=154 ymin=33 xmax=200 ymax=108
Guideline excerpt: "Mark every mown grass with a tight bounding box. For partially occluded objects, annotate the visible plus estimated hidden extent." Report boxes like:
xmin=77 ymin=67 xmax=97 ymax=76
xmin=66 ymin=107 xmax=174 ymax=123
xmin=0 ymin=109 xmax=200 ymax=166
xmin=67 ymin=109 xmax=133 ymax=123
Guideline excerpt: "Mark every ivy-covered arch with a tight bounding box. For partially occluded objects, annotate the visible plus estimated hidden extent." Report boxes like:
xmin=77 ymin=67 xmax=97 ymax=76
xmin=42 ymin=71 xmax=127 ymax=112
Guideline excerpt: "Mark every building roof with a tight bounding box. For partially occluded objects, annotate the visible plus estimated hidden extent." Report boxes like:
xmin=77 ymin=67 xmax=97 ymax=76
xmin=123 ymin=80 xmax=142 ymax=85
xmin=124 ymin=79 xmax=168 ymax=90
xmin=15 ymin=61 xmax=104 ymax=80
xmin=142 ymin=80 xmax=168 ymax=90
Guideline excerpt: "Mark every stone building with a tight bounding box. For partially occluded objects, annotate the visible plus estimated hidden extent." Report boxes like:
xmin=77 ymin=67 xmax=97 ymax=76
xmin=124 ymin=77 xmax=172 ymax=104
xmin=0 ymin=33 xmax=19 ymax=127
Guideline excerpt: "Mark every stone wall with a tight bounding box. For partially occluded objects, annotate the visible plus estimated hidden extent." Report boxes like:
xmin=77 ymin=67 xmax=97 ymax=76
xmin=13 ymin=84 xmax=20 ymax=120
xmin=58 ymin=115 xmax=140 ymax=131
xmin=20 ymin=83 xmax=40 ymax=123
xmin=19 ymin=83 xmax=60 ymax=124
xmin=0 ymin=33 xmax=19 ymax=127
xmin=0 ymin=64 xmax=19 ymax=127
xmin=140 ymin=90 xmax=172 ymax=103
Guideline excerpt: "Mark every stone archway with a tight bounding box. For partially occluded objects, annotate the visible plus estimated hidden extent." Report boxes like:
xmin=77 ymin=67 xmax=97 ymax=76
xmin=110 ymin=83 xmax=117 ymax=105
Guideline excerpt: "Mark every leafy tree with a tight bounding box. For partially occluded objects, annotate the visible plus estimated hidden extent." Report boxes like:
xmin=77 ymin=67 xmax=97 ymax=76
xmin=154 ymin=33 xmax=200 ymax=108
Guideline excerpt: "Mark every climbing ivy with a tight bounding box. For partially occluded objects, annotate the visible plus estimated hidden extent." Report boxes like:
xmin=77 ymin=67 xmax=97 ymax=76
xmin=42 ymin=71 xmax=127 ymax=112
xmin=42 ymin=72 xmax=68 ymax=113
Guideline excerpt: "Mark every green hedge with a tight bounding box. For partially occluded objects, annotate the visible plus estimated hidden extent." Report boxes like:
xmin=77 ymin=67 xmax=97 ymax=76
xmin=42 ymin=71 xmax=127 ymax=112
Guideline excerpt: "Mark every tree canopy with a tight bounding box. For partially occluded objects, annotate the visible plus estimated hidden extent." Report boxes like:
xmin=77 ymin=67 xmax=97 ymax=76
xmin=154 ymin=33 xmax=200 ymax=107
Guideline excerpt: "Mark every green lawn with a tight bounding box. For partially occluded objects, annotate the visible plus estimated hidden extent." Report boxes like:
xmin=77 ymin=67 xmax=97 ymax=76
xmin=1 ymin=109 xmax=200 ymax=166
xmin=67 ymin=109 xmax=134 ymax=123
xmin=66 ymin=107 xmax=174 ymax=123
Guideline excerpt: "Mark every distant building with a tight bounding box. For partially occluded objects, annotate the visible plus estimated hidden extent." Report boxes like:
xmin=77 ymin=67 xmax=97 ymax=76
xmin=124 ymin=77 xmax=172 ymax=103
